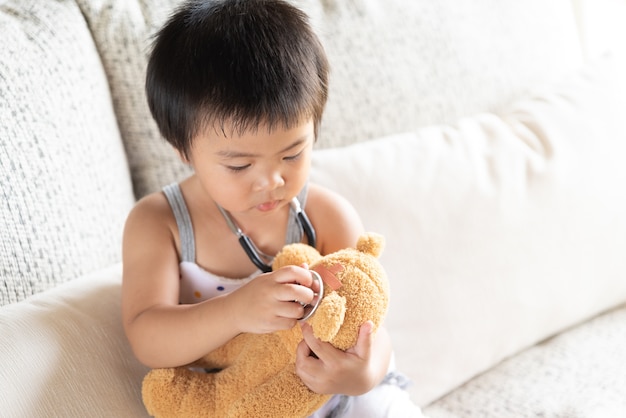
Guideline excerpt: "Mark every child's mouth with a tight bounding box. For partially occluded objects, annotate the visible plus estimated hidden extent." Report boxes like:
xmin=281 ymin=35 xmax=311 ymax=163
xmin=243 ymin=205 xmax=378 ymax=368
xmin=256 ymin=200 xmax=280 ymax=212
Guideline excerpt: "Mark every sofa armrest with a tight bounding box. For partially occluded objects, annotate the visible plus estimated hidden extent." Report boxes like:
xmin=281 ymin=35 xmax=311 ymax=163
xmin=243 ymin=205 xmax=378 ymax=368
xmin=0 ymin=264 xmax=148 ymax=417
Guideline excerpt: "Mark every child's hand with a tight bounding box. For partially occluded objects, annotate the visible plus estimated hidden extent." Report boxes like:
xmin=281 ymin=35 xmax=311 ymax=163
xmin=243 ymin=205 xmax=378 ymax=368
xmin=294 ymin=321 xmax=392 ymax=396
xmin=228 ymin=265 xmax=316 ymax=334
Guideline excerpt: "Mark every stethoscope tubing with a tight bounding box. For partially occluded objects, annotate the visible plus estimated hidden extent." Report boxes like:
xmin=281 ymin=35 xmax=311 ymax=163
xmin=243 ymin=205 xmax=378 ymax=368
xmin=220 ymin=197 xmax=316 ymax=273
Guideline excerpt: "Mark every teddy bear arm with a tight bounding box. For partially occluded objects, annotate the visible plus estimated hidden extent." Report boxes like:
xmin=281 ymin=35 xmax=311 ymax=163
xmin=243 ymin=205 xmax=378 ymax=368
xmin=307 ymin=292 xmax=346 ymax=342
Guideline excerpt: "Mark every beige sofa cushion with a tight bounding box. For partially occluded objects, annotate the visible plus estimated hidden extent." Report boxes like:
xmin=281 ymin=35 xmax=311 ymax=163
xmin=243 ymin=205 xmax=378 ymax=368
xmin=77 ymin=0 xmax=582 ymax=198
xmin=310 ymin=54 xmax=626 ymax=405
xmin=0 ymin=0 xmax=135 ymax=305
xmin=0 ymin=264 xmax=149 ymax=417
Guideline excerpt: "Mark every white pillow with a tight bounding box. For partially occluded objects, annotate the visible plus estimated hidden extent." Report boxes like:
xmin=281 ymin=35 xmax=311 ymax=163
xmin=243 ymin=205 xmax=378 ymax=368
xmin=0 ymin=264 xmax=149 ymax=417
xmin=310 ymin=55 xmax=626 ymax=405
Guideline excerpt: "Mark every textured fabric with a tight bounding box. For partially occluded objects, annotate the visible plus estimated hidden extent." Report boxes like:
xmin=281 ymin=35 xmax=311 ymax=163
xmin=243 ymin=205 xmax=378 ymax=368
xmin=76 ymin=0 xmax=582 ymax=199
xmin=0 ymin=0 xmax=135 ymax=306
xmin=0 ymin=263 xmax=150 ymax=418
xmin=74 ymin=0 xmax=192 ymax=199
xmin=296 ymin=0 xmax=583 ymax=149
xmin=310 ymin=55 xmax=626 ymax=405
xmin=423 ymin=303 xmax=626 ymax=417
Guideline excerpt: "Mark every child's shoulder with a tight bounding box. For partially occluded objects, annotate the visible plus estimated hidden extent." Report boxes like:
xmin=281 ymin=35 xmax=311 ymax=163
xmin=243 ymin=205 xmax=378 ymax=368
xmin=307 ymin=182 xmax=364 ymax=252
xmin=307 ymin=182 xmax=358 ymax=217
xmin=131 ymin=189 xmax=172 ymax=216
xmin=124 ymin=189 xmax=176 ymax=236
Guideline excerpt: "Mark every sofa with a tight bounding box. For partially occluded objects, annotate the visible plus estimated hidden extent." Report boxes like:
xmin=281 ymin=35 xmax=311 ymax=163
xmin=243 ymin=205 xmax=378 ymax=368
xmin=2 ymin=0 xmax=626 ymax=416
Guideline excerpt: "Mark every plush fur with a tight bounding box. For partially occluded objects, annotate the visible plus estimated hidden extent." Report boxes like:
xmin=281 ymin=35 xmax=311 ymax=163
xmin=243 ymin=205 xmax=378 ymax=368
xmin=142 ymin=232 xmax=389 ymax=418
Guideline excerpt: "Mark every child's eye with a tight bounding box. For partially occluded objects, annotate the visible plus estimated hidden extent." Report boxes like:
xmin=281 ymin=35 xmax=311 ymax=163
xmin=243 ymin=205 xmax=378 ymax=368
xmin=226 ymin=164 xmax=250 ymax=172
xmin=283 ymin=151 xmax=303 ymax=162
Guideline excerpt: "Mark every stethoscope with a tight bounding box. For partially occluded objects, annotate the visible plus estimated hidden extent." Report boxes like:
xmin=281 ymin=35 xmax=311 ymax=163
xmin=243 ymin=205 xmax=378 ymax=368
xmin=217 ymin=197 xmax=322 ymax=321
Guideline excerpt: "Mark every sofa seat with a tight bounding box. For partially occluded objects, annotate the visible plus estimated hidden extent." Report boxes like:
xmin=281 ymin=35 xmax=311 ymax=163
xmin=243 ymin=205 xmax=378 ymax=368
xmin=425 ymin=302 xmax=626 ymax=417
xmin=2 ymin=265 xmax=626 ymax=417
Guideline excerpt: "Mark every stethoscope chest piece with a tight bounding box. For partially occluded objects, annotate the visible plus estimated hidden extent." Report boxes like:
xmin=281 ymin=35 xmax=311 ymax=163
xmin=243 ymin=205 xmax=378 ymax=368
xmin=299 ymin=270 xmax=324 ymax=322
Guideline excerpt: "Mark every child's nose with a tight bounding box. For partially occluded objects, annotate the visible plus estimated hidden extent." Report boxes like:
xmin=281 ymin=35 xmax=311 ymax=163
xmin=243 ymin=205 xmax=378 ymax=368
xmin=253 ymin=169 xmax=285 ymax=191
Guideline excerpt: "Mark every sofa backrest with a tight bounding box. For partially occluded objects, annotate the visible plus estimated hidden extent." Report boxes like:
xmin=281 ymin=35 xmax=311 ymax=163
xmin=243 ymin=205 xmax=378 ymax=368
xmin=76 ymin=0 xmax=583 ymax=199
xmin=0 ymin=0 xmax=135 ymax=305
xmin=0 ymin=0 xmax=584 ymax=305
xmin=299 ymin=0 xmax=583 ymax=148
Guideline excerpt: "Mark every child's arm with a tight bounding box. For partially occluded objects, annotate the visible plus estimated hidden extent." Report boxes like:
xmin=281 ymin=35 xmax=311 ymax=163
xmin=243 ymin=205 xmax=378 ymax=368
xmin=295 ymin=321 xmax=393 ymax=395
xmin=121 ymin=194 xmax=316 ymax=368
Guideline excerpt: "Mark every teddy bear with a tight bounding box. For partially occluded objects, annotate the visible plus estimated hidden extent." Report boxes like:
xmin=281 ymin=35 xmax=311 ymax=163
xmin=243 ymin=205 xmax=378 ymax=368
xmin=141 ymin=232 xmax=389 ymax=418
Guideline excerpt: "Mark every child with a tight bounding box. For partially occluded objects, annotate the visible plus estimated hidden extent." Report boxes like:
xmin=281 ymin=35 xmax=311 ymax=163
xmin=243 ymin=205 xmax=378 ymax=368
xmin=122 ymin=0 xmax=422 ymax=416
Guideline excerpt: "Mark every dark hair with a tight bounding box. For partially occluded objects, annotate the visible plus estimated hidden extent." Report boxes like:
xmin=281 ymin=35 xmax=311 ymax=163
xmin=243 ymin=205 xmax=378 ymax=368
xmin=146 ymin=0 xmax=329 ymax=158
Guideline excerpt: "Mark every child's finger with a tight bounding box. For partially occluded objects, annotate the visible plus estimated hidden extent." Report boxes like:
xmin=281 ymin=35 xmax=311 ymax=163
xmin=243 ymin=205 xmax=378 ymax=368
xmin=272 ymin=283 xmax=314 ymax=306
xmin=300 ymin=322 xmax=336 ymax=361
xmin=294 ymin=337 xmax=325 ymax=392
xmin=295 ymin=337 xmax=313 ymax=365
xmin=348 ymin=320 xmax=375 ymax=360
xmin=273 ymin=265 xmax=314 ymax=287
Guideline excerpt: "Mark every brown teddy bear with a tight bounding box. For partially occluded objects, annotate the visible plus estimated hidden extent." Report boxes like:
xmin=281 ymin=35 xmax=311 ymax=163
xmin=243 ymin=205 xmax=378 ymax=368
xmin=141 ymin=232 xmax=389 ymax=418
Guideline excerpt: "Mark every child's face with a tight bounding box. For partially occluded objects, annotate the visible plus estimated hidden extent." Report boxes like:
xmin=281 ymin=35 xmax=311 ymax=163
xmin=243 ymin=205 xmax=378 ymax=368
xmin=187 ymin=119 xmax=315 ymax=217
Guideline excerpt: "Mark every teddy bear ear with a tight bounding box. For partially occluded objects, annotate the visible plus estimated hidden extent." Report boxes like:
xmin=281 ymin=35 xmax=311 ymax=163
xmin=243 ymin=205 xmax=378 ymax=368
xmin=356 ymin=232 xmax=385 ymax=258
xmin=272 ymin=243 xmax=322 ymax=270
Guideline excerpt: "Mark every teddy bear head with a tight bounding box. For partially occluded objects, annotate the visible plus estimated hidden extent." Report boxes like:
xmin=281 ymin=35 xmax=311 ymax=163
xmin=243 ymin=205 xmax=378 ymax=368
xmin=273 ymin=232 xmax=389 ymax=350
